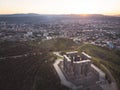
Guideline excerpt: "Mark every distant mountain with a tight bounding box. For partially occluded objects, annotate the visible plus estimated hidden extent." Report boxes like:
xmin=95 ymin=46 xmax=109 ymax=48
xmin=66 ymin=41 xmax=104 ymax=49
xmin=0 ymin=13 xmax=106 ymax=17
xmin=0 ymin=13 xmax=41 ymax=17
xmin=83 ymin=14 xmax=104 ymax=16
xmin=0 ymin=13 xmax=120 ymax=24
xmin=0 ymin=13 xmax=120 ymax=17
xmin=113 ymin=15 xmax=120 ymax=17
xmin=0 ymin=13 xmax=118 ymax=18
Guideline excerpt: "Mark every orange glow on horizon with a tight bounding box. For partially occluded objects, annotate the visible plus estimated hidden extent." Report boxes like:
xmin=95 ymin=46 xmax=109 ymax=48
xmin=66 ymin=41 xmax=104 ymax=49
xmin=0 ymin=0 xmax=120 ymax=15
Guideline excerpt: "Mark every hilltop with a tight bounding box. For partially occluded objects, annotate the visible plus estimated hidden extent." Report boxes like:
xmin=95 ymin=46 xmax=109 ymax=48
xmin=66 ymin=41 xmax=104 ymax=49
xmin=0 ymin=39 xmax=120 ymax=90
xmin=78 ymin=44 xmax=120 ymax=89
xmin=0 ymin=38 xmax=76 ymax=90
xmin=39 ymin=38 xmax=77 ymax=51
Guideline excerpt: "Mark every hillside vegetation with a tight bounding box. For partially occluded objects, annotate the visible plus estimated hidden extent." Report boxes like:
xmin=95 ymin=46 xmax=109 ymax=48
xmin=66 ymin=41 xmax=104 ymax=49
xmin=78 ymin=44 xmax=120 ymax=89
xmin=0 ymin=41 xmax=32 ymax=57
xmin=39 ymin=38 xmax=77 ymax=51
xmin=0 ymin=39 xmax=120 ymax=90
xmin=0 ymin=40 xmax=69 ymax=90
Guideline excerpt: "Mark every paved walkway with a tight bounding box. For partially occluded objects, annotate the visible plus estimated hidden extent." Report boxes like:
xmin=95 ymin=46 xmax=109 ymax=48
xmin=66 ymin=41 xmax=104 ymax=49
xmin=100 ymin=64 xmax=118 ymax=90
xmin=53 ymin=52 xmax=63 ymax=58
xmin=53 ymin=52 xmax=83 ymax=90
xmin=53 ymin=59 xmax=78 ymax=89
xmin=53 ymin=51 xmax=119 ymax=90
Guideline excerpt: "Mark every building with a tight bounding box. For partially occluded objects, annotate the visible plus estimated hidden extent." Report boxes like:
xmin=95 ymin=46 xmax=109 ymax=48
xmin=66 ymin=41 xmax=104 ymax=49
xmin=63 ymin=52 xmax=91 ymax=79
xmin=62 ymin=51 xmax=106 ymax=88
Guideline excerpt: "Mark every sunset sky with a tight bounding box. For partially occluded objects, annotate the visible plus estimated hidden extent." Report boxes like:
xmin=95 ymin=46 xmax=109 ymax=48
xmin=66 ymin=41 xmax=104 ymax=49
xmin=0 ymin=0 xmax=120 ymax=15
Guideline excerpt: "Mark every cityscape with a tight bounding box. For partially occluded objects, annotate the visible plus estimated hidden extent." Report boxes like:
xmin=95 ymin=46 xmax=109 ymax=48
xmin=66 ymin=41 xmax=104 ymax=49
xmin=0 ymin=0 xmax=120 ymax=90
xmin=0 ymin=14 xmax=120 ymax=50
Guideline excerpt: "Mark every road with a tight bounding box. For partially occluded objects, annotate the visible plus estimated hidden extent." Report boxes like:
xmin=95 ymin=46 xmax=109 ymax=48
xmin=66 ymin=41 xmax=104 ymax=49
xmin=0 ymin=52 xmax=42 ymax=60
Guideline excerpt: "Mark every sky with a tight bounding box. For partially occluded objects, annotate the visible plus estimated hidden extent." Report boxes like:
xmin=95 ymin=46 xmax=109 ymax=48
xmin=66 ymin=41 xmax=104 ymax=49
xmin=0 ymin=0 xmax=120 ymax=15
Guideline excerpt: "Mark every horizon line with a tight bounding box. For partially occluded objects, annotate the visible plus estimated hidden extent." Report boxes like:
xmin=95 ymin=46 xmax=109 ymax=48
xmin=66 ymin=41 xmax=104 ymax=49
xmin=0 ymin=13 xmax=119 ymax=16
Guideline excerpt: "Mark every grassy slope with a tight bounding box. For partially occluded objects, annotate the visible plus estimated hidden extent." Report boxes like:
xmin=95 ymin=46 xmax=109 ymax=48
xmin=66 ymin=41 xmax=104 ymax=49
xmin=0 ymin=39 xmax=73 ymax=90
xmin=39 ymin=38 xmax=77 ymax=51
xmin=0 ymin=39 xmax=120 ymax=90
xmin=0 ymin=41 xmax=32 ymax=57
xmin=39 ymin=39 xmax=120 ymax=89
xmin=78 ymin=44 xmax=120 ymax=89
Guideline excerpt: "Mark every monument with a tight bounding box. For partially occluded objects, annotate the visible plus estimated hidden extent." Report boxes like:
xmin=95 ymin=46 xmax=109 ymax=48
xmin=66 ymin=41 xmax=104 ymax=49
xmin=54 ymin=51 xmax=106 ymax=90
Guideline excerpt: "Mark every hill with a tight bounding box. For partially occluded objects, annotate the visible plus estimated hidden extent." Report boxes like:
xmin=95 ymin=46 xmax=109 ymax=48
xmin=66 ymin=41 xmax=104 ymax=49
xmin=78 ymin=44 xmax=120 ymax=89
xmin=0 ymin=41 xmax=32 ymax=57
xmin=39 ymin=38 xmax=77 ymax=51
xmin=0 ymin=38 xmax=76 ymax=90
xmin=0 ymin=39 xmax=120 ymax=90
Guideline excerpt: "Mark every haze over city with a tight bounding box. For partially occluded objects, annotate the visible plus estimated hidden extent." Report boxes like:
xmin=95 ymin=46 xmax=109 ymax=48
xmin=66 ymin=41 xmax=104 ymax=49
xmin=0 ymin=0 xmax=120 ymax=15
xmin=0 ymin=0 xmax=120 ymax=90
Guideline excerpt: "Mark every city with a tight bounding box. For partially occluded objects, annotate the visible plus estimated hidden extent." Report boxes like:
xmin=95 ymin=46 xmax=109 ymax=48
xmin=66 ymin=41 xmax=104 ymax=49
xmin=0 ymin=0 xmax=120 ymax=90
xmin=0 ymin=14 xmax=120 ymax=50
